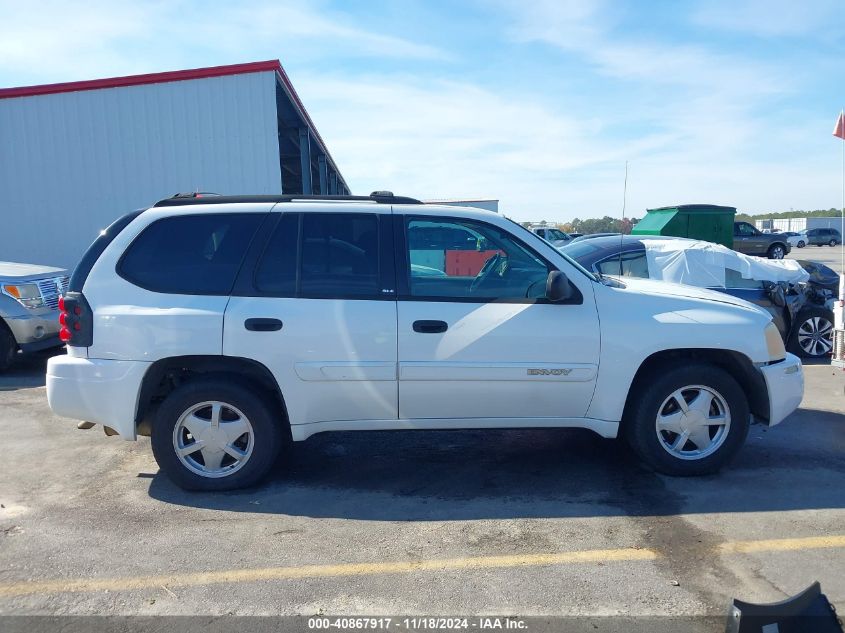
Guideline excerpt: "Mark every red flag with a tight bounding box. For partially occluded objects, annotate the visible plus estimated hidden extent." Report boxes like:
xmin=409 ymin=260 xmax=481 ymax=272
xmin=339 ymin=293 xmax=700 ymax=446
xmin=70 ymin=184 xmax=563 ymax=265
xmin=834 ymin=111 xmax=845 ymax=140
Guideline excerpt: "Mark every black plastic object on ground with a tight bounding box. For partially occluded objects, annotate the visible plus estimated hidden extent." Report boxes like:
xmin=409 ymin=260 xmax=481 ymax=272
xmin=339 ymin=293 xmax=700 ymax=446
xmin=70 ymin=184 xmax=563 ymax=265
xmin=726 ymin=582 xmax=842 ymax=632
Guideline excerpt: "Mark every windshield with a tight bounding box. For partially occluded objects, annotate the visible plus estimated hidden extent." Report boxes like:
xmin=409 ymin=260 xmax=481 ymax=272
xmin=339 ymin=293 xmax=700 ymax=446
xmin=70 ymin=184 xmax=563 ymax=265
xmin=507 ymin=219 xmax=598 ymax=281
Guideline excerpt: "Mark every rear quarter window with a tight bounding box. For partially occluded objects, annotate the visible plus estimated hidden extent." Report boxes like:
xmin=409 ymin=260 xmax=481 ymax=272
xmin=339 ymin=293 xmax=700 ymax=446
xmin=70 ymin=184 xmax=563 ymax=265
xmin=118 ymin=213 xmax=264 ymax=295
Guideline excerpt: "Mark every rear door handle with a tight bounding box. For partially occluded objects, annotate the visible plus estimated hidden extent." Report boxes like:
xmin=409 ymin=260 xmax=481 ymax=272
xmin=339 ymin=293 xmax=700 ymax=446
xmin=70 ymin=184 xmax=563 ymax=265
xmin=413 ymin=320 xmax=448 ymax=334
xmin=245 ymin=318 xmax=283 ymax=332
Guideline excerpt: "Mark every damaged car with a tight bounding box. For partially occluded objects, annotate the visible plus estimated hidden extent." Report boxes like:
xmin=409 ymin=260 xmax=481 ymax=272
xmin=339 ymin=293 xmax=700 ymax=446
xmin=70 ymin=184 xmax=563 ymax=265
xmin=562 ymin=235 xmax=837 ymax=359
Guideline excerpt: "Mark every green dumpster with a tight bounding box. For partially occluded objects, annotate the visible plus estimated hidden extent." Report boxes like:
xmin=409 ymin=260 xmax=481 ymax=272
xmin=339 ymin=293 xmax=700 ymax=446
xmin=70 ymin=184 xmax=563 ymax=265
xmin=631 ymin=204 xmax=736 ymax=248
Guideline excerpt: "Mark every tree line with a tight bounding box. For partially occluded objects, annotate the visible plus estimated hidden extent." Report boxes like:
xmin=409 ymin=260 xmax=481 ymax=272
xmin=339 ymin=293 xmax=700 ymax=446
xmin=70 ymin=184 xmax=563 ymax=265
xmin=525 ymin=207 xmax=843 ymax=236
xmin=735 ymin=208 xmax=843 ymax=222
xmin=523 ymin=216 xmax=639 ymax=235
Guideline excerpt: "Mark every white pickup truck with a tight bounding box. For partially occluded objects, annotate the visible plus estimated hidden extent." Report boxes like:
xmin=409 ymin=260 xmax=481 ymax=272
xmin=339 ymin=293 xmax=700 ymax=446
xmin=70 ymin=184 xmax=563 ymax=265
xmin=46 ymin=193 xmax=804 ymax=490
xmin=0 ymin=262 xmax=69 ymax=371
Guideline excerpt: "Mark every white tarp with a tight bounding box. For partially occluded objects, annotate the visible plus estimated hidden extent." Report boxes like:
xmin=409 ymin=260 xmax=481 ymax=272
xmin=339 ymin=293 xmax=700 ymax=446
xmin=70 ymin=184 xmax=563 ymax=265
xmin=640 ymin=238 xmax=809 ymax=288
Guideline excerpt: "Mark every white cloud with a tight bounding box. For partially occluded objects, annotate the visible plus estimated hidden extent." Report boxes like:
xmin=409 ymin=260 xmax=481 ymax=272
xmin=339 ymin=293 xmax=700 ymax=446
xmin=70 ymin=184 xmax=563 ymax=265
xmin=0 ymin=0 xmax=447 ymax=84
xmin=0 ymin=0 xmax=839 ymax=220
xmin=691 ymin=0 xmax=841 ymax=38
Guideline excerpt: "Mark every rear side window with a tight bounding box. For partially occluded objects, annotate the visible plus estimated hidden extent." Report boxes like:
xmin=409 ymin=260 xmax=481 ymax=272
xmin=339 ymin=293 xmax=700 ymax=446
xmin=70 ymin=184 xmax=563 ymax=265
xmin=254 ymin=213 xmax=381 ymax=298
xmin=119 ymin=213 xmax=263 ymax=294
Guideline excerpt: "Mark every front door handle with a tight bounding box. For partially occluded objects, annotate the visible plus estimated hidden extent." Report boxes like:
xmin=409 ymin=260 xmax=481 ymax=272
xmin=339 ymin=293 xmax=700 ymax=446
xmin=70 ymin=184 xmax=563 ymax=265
xmin=413 ymin=320 xmax=448 ymax=334
xmin=245 ymin=318 xmax=283 ymax=332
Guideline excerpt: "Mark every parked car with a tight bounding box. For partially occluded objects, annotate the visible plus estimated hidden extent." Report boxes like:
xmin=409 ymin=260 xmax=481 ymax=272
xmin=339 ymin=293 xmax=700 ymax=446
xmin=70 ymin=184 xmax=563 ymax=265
xmin=733 ymin=222 xmax=791 ymax=259
xmin=529 ymin=226 xmax=572 ymax=247
xmin=562 ymin=235 xmax=835 ymax=358
xmin=47 ymin=193 xmax=803 ymax=490
xmin=0 ymin=262 xmax=69 ymax=371
xmin=568 ymin=232 xmax=583 ymax=239
xmin=792 ymin=228 xmax=842 ymax=248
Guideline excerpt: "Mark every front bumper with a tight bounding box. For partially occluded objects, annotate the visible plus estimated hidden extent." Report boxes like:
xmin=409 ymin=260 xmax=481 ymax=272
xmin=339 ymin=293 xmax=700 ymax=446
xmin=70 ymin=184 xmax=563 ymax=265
xmin=759 ymin=353 xmax=803 ymax=426
xmin=4 ymin=310 xmax=62 ymax=352
xmin=46 ymin=355 xmax=151 ymax=440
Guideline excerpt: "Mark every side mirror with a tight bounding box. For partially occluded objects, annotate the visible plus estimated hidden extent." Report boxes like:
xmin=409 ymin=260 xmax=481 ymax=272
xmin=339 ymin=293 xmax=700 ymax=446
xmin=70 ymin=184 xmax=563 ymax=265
xmin=546 ymin=271 xmax=573 ymax=302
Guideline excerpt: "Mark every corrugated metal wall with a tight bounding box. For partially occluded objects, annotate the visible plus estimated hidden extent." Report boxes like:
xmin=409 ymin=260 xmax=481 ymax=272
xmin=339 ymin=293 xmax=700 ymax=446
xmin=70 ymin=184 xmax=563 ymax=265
xmin=0 ymin=71 xmax=282 ymax=268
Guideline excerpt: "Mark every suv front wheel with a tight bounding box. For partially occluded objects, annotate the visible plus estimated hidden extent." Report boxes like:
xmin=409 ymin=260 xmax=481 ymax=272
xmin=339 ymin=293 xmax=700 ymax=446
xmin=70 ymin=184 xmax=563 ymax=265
xmin=624 ymin=364 xmax=750 ymax=476
xmin=151 ymin=378 xmax=285 ymax=491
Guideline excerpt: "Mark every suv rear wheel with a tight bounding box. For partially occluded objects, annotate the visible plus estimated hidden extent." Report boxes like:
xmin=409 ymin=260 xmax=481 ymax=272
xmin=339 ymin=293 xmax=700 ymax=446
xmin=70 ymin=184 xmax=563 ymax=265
xmin=830 ymin=238 xmax=838 ymax=247
xmin=625 ymin=364 xmax=750 ymax=476
xmin=151 ymin=378 xmax=285 ymax=491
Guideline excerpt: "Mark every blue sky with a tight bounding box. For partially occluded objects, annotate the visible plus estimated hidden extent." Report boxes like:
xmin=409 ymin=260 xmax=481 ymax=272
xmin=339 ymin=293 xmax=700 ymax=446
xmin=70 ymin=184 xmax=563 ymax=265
xmin=1 ymin=0 xmax=844 ymax=222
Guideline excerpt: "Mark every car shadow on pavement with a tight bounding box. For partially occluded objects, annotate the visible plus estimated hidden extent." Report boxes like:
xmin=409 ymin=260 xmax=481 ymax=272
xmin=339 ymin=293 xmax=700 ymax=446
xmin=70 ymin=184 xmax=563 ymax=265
xmin=147 ymin=406 xmax=845 ymax=521
xmin=0 ymin=349 xmax=62 ymax=391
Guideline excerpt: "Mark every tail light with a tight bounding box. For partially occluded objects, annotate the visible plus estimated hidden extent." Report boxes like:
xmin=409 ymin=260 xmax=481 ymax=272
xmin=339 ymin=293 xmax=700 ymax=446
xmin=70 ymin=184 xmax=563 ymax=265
xmin=58 ymin=292 xmax=93 ymax=347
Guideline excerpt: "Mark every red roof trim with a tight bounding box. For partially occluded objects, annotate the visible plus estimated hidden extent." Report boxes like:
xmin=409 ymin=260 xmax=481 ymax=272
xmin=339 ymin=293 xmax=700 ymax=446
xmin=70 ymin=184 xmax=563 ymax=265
xmin=0 ymin=60 xmax=282 ymax=100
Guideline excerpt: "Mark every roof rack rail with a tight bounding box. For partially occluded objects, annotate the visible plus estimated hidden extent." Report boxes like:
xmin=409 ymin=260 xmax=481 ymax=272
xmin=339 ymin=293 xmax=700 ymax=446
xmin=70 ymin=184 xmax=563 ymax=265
xmin=169 ymin=192 xmax=223 ymax=199
xmin=153 ymin=191 xmax=422 ymax=207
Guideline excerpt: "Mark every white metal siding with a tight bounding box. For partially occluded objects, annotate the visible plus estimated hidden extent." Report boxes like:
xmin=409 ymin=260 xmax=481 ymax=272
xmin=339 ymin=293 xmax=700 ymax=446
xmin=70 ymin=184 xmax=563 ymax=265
xmin=756 ymin=217 xmax=843 ymax=232
xmin=0 ymin=71 xmax=281 ymax=268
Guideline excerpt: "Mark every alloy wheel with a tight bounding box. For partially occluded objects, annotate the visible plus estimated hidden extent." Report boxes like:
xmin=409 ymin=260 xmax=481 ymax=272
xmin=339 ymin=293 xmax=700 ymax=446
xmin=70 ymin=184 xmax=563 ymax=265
xmin=172 ymin=401 xmax=254 ymax=478
xmin=655 ymin=386 xmax=731 ymax=461
xmin=798 ymin=316 xmax=833 ymax=357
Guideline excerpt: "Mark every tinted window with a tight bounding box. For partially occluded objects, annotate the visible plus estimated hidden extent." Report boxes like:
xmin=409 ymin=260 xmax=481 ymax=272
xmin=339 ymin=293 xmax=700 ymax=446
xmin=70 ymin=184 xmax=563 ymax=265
xmin=119 ymin=213 xmax=262 ymax=294
xmin=406 ymin=218 xmax=550 ymax=300
xmin=70 ymin=210 xmax=143 ymax=292
xmin=300 ymin=213 xmax=380 ymax=297
xmin=725 ymin=269 xmax=764 ymax=289
xmin=254 ymin=214 xmax=298 ymax=294
xmin=595 ymin=251 xmax=649 ymax=278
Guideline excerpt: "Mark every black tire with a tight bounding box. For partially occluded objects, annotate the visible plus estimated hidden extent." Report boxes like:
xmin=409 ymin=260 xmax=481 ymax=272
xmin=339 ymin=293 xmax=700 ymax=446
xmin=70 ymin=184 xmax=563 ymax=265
xmin=830 ymin=239 xmax=837 ymax=247
xmin=151 ymin=378 xmax=286 ymax=491
xmin=624 ymin=363 xmax=750 ymax=476
xmin=0 ymin=323 xmax=17 ymax=372
xmin=797 ymin=240 xmax=805 ymax=248
xmin=767 ymin=244 xmax=786 ymax=259
xmin=787 ymin=306 xmax=834 ymax=358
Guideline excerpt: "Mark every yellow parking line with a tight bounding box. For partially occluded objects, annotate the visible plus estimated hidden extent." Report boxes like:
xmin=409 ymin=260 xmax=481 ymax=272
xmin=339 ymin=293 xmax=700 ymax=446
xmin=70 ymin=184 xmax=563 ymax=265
xmin=720 ymin=534 xmax=845 ymax=554
xmin=0 ymin=534 xmax=842 ymax=598
xmin=0 ymin=548 xmax=657 ymax=597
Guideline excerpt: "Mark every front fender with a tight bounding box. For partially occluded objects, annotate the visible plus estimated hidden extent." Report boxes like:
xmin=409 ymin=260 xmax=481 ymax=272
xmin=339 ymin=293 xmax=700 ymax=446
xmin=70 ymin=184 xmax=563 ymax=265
xmin=587 ymin=283 xmax=772 ymax=422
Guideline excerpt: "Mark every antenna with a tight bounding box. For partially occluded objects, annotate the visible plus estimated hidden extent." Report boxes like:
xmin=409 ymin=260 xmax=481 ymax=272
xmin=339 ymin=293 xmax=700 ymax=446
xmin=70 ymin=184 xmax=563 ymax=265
xmin=619 ymin=161 xmax=629 ymax=275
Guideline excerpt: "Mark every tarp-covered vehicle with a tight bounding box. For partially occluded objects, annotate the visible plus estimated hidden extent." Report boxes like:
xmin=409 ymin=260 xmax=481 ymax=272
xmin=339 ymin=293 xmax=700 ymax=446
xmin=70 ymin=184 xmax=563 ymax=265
xmin=563 ymin=235 xmax=837 ymax=359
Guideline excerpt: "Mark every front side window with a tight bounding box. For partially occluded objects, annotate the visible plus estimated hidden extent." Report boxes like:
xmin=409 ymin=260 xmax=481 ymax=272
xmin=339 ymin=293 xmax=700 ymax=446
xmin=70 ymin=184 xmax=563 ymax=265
xmin=119 ymin=213 xmax=263 ymax=294
xmin=735 ymin=223 xmax=757 ymax=236
xmin=405 ymin=217 xmax=550 ymax=300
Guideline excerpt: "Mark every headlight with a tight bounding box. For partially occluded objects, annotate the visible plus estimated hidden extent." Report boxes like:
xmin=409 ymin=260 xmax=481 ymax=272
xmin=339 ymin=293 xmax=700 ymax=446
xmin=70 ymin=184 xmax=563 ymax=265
xmin=2 ymin=283 xmax=45 ymax=309
xmin=764 ymin=321 xmax=786 ymax=361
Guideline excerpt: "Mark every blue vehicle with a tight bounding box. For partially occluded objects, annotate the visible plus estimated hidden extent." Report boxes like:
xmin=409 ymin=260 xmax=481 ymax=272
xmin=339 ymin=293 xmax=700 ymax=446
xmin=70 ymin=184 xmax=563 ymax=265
xmin=563 ymin=235 xmax=837 ymax=359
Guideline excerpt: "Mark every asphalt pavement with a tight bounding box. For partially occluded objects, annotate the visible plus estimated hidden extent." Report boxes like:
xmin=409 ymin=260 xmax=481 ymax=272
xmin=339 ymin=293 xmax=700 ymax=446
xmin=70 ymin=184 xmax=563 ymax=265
xmin=0 ymin=350 xmax=842 ymax=621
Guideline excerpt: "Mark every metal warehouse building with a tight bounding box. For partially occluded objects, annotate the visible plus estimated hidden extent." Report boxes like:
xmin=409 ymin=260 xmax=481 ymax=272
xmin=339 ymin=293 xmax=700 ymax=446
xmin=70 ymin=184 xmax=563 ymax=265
xmin=0 ymin=60 xmax=349 ymax=268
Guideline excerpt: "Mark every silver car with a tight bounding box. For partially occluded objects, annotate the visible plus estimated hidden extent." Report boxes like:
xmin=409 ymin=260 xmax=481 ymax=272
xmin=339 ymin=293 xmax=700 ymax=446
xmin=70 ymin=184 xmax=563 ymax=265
xmin=0 ymin=262 xmax=68 ymax=370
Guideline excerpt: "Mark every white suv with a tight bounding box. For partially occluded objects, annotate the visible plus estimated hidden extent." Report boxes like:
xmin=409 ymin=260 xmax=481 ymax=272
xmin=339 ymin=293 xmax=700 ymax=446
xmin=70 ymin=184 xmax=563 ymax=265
xmin=47 ymin=192 xmax=804 ymax=490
